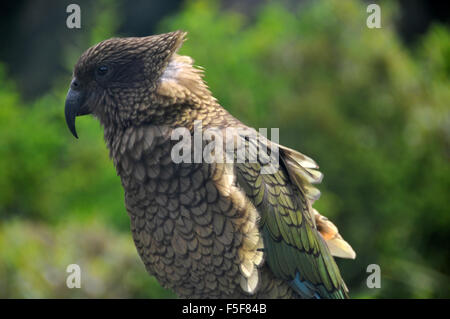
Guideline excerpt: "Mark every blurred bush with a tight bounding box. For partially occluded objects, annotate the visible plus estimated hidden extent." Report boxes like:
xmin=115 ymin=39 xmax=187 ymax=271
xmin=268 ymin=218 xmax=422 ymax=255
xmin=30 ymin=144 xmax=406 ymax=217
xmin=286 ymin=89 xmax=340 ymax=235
xmin=0 ymin=0 xmax=448 ymax=298
xmin=0 ymin=220 xmax=175 ymax=298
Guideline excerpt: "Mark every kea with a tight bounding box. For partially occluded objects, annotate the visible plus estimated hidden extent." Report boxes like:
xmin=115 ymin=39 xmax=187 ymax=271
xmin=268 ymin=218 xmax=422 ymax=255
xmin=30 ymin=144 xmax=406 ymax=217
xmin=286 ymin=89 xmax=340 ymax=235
xmin=64 ymin=31 xmax=356 ymax=298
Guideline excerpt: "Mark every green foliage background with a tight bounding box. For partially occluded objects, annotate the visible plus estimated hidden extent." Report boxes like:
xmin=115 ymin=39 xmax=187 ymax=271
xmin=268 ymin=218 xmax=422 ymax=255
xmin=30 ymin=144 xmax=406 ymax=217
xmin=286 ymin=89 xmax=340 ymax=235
xmin=0 ymin=0 xmax=448 ymax=298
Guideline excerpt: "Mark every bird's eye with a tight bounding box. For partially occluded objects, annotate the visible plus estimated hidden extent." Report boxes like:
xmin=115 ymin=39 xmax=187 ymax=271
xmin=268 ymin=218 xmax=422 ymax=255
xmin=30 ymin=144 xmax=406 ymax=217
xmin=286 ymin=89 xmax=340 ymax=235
xmin=96 ymin=65 xmax=109 ymax=76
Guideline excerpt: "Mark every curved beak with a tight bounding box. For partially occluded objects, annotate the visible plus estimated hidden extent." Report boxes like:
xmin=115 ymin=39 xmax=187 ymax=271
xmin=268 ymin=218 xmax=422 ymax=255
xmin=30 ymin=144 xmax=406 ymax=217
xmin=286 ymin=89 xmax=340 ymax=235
xmin=64 ymin=78 xmax=89 ymax=139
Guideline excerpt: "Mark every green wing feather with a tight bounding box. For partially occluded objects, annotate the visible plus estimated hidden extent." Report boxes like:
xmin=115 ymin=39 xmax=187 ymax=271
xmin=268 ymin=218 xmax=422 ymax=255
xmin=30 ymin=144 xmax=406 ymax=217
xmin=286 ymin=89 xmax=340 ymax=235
xmin=234 ymin=134 xmax=349 ymax=299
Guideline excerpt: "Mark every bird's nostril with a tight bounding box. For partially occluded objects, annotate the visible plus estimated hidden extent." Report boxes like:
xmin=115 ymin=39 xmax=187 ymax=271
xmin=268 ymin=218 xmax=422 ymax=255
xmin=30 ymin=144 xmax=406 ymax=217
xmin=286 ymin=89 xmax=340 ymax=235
xmin=71 ymin=78 xmax=80 ymax=90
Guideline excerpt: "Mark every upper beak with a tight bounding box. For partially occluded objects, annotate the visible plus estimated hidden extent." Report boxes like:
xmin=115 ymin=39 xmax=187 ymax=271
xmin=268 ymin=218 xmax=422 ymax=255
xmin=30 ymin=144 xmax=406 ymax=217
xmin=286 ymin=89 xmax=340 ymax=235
xmin=64 ymin=78 xmax=89 ymax=139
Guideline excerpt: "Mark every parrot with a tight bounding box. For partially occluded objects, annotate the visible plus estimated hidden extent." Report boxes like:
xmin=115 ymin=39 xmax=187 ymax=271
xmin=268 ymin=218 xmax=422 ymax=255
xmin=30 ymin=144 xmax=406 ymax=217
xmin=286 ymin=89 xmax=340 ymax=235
xmin=64 ymin=31 xmax=356 ymax=298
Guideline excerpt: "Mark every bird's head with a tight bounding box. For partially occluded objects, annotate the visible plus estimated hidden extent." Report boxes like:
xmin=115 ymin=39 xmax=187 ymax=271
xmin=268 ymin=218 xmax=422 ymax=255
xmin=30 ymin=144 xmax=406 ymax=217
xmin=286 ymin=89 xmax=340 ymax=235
xmin=65 ymin=31 xmax=189 ymax=138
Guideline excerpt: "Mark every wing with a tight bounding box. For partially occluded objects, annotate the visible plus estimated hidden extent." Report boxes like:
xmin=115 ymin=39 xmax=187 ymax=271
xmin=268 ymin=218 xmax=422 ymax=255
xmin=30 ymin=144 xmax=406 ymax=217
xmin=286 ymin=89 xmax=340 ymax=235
xmin=234 ymin=132 xmax=352 ymax=298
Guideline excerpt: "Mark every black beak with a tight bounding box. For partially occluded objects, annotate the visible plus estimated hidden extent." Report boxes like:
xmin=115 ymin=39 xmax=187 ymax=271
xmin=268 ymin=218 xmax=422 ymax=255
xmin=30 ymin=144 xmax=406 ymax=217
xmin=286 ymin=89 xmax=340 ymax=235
xmin=65 ymin=78 xmax=88 ymax=139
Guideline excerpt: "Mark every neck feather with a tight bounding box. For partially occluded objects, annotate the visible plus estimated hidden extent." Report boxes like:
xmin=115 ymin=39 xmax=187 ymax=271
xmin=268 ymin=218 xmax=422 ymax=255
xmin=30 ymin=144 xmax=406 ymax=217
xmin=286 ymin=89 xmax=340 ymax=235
xmin=157 ymin=54 xmax=215 ymax=104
